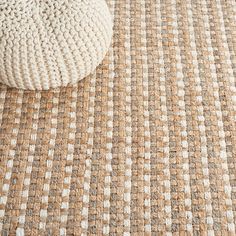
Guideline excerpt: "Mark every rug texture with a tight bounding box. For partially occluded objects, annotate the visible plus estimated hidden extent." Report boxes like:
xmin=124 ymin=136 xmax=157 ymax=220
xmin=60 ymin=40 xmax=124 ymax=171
xmin=0 ymin=0 xmax=236 ymax=235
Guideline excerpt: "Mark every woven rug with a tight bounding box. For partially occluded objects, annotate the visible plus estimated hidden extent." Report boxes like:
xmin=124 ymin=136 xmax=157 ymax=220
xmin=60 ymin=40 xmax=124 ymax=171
xmin=1 ymin=0 xmax=236 ymax=235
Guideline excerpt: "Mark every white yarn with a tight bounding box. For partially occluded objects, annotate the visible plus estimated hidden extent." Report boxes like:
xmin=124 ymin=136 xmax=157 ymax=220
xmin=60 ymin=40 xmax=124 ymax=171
xmin=0 ymin=0 xmax=113 ymax=90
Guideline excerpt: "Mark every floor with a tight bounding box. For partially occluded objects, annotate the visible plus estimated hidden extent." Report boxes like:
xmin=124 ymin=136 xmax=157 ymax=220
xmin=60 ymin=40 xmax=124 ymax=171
xmin=0 ymin=0 xmax=236 ymax=235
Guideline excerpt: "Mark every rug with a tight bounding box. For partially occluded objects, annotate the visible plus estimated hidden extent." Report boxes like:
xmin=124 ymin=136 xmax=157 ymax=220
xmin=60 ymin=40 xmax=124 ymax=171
xmin=0 ymin=0 xmax=236 ymax=235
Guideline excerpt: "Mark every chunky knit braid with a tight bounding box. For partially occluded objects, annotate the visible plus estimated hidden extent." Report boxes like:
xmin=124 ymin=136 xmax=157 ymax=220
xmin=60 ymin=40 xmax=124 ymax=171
xmin=0 ymin=0 xmax=113 ymax=90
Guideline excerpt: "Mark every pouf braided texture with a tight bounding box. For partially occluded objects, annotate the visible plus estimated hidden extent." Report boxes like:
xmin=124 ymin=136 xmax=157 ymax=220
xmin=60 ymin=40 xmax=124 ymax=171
xmin=0 ymin=0 xmax=113 ymax=90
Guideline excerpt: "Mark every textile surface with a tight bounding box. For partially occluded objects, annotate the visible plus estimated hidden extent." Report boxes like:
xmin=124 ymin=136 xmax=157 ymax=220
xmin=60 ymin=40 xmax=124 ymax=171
xmin=0 ymin=0 xmax=236 ymax=235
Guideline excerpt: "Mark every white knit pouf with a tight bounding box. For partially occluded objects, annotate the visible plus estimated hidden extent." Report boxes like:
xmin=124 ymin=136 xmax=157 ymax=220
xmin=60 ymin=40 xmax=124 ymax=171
xmin=0 ymin=0 xmax=113 ymax=90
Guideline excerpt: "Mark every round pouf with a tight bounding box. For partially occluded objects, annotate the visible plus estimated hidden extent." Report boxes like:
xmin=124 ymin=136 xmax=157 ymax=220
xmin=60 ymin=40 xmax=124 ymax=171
xmin=0 ymin=0 xmax=113 ymax=90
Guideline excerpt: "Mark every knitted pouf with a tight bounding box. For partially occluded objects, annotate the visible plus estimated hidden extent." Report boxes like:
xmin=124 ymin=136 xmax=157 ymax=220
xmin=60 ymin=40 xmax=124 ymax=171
xmin=0 ymin=0 xmax=113 ymax=90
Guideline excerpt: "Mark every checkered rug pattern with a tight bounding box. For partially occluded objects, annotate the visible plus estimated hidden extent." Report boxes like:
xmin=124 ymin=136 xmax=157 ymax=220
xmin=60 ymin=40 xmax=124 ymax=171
xmin=0 ymin=0 xmax=236 ymax=235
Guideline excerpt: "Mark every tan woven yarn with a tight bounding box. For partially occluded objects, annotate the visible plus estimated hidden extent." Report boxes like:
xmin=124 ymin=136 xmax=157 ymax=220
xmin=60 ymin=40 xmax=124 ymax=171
xmin=1 ymin=0 xmax=236 ymax=235
xmin=0 ymin=0 xmax=113 ymax=90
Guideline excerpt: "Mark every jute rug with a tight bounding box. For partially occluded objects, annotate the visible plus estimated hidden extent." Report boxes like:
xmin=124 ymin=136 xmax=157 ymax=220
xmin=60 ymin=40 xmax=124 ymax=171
xmin=0 ymin=0 xmax=236 ymax=235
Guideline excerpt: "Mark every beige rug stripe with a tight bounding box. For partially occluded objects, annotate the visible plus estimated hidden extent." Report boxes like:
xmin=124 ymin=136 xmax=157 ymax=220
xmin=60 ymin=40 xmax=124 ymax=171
xmin=172 ymin=0 xmax=193 ymax=232
xmin=0 ymin=90 xmax=23 ymax=232
xmin=27 ymin=91 xmax=61 ymax=235
xmin=219 ymin=0 xmax=236 ymax=143
xmin=201 ymin=0 xmax=235 ymax=232
xmin=108 ymin=1 xmax=127 ymax=234
xmin=102 ymin=25 xmax=115 ymax=236
xmin=129 ymin=1 xmax=146 ymax=233
xmin=144 ymin=1 xmax=163 ymax=232
xmin=211 ymin=0 xmax=236 ymax=228
xmin=102 ymin=48 xmax=114 ymax=235
xmin=214 ymin=1 xmax=236 ymax=153
xmin=66 ymin=78 xmax=91 ymax=235
xmin=160 ymin=0 xmax=189 ymax=232
xmin=37 ymin=90 xmax=66 ymax=235
xmin=108 ymin=1 xmax=127 ymax=233
xmin=161 ymin=0 xmax=182 ymax=231
xmin=123 ymin=1 xmax=132 ymax=235
xmin=208 ymin=0 xmax=236 ymax=131
xmin=59 ymin=86 xmax=78 ymax=235
xmin=141 ymin=0 xmax=151 ymax=234
xmin=86 ymin=57 xmax=109 ymax=233
xmin=16 ymin=92 xmax=42 ymax=235
xmin=194 ymin=0 xmax=234 ymax=230
xmin=186 ymin=0 xmax=214 ymax=232
xmin=177 ymin=0 xmax=214 ymax=233
xmin=221 ymin=0 xmax=236 ymax=77
xmin=154 ymin=0 xmax=172 ymax=233
xmin=5 ymin=92 xmax=37 ymax=235
xmin=214 ymin=0 xmax=236 ymax=103
xmin=190 ymin=2 xmax=224 ymax=232
xmin=102 ymin=0 xmax=115 ymax=233
xmin=38 ymin=90 xmax=59 ymax=232
xmin=80 ymin=73 xmax=96 ymax=235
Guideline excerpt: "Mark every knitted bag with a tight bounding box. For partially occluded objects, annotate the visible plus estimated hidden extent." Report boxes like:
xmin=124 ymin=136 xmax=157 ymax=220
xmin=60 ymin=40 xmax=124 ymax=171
xmin=0 ymin=0 xmax=113 ymax=90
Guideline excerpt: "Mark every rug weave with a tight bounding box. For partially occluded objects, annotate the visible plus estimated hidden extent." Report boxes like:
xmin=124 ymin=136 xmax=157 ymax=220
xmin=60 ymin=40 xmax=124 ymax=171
xmin=0 ymin=0 xmax=236 ymax=235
